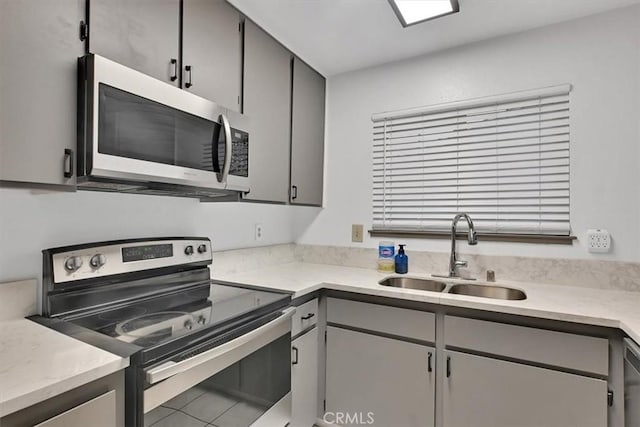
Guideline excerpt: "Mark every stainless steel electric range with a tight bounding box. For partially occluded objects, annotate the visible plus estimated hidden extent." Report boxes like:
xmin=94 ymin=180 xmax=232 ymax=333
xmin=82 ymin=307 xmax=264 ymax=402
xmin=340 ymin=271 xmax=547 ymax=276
xmin=36 ymin=237 xmax=293 ymax=427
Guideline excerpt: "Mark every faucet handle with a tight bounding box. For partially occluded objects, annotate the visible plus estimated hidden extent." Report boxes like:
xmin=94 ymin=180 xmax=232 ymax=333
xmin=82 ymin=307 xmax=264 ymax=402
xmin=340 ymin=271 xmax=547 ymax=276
xmin=486 ymin=270 xmax=496 ymax=282
xmin=454 ymin=260 xmax=468 ymax=269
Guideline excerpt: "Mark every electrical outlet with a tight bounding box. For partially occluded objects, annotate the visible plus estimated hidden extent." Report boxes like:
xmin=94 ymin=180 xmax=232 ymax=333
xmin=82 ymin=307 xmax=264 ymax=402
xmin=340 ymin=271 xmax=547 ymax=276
xmin=255 ymin=223 xmax=263 ymax=241
xmin=586 ymin=229 xmax=610 ymax=253
xmin=352 ymin=224 xmax=364 ymax=243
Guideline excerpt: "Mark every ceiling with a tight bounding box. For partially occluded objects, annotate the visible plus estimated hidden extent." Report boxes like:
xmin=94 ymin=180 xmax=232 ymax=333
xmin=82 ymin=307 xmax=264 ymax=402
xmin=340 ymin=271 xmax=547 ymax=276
xmin=228 ymin=0 xmax=640 ymax=76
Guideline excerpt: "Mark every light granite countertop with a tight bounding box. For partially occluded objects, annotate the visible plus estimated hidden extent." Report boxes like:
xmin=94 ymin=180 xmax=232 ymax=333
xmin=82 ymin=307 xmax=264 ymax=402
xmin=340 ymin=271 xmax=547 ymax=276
xmin=0 ymin=280 xmax=130 ymax=418
xmin=212 ymin=262 xmax=640 ymax=344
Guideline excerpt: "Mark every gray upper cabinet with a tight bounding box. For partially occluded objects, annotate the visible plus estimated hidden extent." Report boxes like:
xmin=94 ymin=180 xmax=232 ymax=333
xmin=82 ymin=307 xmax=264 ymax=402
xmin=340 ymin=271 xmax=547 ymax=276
xmin=290 ymin=57 xmax=326 ymax=206
xmin=0 ymin=0 xmax=85 ymax=186
xmin=182 ymin=0 xmax=242 ymax=111
xmin=89 ymin=0 xmax=181 ymax=86
xmin=242 ymin=20 xmax=292 ymax=203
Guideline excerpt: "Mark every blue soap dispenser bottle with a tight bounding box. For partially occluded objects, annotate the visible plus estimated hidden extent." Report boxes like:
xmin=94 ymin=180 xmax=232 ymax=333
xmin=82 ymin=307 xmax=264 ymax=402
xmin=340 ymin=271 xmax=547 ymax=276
xmin=395 ymin=244 xmax=408 ymax=274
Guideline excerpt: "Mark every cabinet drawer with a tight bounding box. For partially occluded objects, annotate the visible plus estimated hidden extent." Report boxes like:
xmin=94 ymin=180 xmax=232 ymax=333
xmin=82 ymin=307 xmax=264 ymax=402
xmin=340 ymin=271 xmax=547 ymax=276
xmin=444 ymin=315 xmax=609 ymax=376
xmin=34 ymin=390 xmax=116 ymax=427
xmin=292 ymin=298 xmax=318 ymax=336
xmin=327 ymin=298 xmax=435 ymax=342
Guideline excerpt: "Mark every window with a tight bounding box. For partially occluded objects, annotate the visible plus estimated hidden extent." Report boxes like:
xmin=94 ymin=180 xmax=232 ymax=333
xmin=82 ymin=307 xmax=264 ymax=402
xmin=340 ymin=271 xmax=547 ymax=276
xmin=371 ymin=85 xmax=571 ymax=240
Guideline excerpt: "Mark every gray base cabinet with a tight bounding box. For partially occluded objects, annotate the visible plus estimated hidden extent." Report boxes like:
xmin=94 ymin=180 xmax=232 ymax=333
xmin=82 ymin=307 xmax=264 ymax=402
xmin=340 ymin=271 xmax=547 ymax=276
xmin=443 ymin=350 xmax=608 ymax=427
xmin=89 ymin=0 xmax=181 ymax=86
xmin=290 ymin=58 xmax=325 ymax=206
xmin=325 ymin=326 xmax=435 ymax=427
xmin=0 ymin=372 xmax=124 ymax=427
xmin=34 ymin=390 xmax=116 ymax=427
xmin=182 ymin=0 xmax=242 ymax=111
xmin=0 ymin=0 xmax=85 ymax=186
xmin=242 ymin=20 xmax=292 ymax=203
xmin=291 ymin=328 xmax=319 ymax=427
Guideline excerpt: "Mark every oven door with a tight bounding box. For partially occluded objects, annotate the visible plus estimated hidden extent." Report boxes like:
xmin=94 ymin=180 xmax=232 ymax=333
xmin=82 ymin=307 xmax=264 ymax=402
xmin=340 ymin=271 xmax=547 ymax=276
xmin=143 ymin=307 xmax=294 ymax=427
xmin=80 ymin=54 xmax=236 ymax=190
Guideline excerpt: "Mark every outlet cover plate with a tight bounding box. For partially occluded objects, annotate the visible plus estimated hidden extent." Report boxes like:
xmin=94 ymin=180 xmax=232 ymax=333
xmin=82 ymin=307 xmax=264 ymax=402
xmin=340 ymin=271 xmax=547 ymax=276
xmin=586 ymin=229 xmax=610 ymax=253
xmin=255 ymin=223 xmax=263 ymax=241
xmin=352 ymin=224 xmax=364 ymax=243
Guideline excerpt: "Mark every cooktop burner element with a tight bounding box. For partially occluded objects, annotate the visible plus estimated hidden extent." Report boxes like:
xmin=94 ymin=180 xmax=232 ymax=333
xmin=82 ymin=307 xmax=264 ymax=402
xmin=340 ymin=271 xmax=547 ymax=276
xmin=99 ymin=306 xmax=147 ymax=322
xmin=116 ymin=311 xmax=194 ymax=338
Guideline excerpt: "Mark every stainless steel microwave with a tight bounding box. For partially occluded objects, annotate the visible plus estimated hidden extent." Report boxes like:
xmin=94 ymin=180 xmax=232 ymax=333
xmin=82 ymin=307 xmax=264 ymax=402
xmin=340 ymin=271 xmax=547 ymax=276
xmin=77 ymin=54 xmax=250 ymax=198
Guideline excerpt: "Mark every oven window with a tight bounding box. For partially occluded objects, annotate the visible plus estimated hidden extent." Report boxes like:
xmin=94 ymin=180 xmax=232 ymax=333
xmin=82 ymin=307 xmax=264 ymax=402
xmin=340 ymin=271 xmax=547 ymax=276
xmin=98 ymin=84 xmax=221 ymax=172
xmin=145 ymin=334 xmax=290 ymax=427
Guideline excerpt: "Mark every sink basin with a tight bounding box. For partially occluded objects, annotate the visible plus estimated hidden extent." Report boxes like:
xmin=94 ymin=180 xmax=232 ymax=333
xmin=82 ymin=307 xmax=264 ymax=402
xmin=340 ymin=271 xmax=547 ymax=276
xmin=448 ymin=284 xmax=527 ymax=300
xmin=379 ymin=277 xmax=447 ymax=292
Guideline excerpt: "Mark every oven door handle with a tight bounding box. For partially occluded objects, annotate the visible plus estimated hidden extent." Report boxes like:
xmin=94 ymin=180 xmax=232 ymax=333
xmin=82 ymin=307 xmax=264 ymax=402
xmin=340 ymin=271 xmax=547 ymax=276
xmin=145 ymin=307 xmax=295 ymax=385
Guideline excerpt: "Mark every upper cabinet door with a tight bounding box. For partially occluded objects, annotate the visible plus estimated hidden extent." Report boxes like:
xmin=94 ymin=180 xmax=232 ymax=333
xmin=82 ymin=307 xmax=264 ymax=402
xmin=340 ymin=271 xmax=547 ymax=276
xmin=0 ymin=0 xmax=85 ymax=186
xmin=290 ymin=57 xmax=325 ymax=206
xmin=242 ymin=20 xmax=291 ymax=203
xmin=182 ymin=0 xmax=242 ymax=111
xmin=89 ymin=0 xmax=181 ymax=86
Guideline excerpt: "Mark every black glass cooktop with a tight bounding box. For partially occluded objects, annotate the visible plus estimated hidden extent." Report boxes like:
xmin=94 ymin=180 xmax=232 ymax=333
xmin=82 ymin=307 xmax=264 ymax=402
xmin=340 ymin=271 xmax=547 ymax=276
xmin=67 ymin=283 xmax=290 ymax=349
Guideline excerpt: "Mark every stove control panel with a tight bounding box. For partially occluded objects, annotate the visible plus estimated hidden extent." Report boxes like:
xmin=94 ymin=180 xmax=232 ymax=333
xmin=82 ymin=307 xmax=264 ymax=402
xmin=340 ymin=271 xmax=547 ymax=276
xmin=50 ymin=238 xmax=212 ymax=284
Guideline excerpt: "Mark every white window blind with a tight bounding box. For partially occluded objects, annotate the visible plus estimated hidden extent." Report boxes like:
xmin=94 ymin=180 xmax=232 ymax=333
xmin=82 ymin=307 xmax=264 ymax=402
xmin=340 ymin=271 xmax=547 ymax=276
xmin=372 ymin=84 xmax=571 ymax=235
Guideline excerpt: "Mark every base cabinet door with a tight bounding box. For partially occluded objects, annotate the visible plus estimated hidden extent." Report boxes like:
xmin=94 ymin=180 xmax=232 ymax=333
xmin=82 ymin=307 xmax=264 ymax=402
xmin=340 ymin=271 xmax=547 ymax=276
xmin=291 ymin=328 xmax=318 ymax=427
xmin=325 ymin=326 xmax=435 ymax=427
xmin=443 ymin=350 xmax=608 ymax=427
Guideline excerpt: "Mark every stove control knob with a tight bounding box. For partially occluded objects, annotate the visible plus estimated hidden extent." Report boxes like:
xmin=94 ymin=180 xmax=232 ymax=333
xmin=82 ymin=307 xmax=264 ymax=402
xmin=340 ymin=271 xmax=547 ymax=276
xmin=197 ymin=244 xmax=207 ymax=254
xmin=90 ymin=254 xmax=107 ymax=269
xmin=184 ymin=319 xmax=194 ymax=330
xmin=184 ymin=245 xmax=194 ymax=256
xmin=197 ymin=315 xmax=207 ymax=325
xmin=64 ymin=256 xmax=83 ymax=272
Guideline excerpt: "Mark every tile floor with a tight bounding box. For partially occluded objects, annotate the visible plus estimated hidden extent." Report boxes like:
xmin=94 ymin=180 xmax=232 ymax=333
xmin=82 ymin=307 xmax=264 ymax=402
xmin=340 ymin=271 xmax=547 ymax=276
xmin=145 ymin=386 xmax=268 ymax=427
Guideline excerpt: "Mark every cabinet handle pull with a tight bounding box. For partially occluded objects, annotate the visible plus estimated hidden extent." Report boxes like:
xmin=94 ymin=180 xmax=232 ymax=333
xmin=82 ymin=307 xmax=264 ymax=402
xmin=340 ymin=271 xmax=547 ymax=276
xmin=292 ymin=346 xmax=299 ymax=365
xmin=63 ymin=149 xmax=74 ymax=178
xmin=185 ymin=65 xmax=193 ymax=88
xmin=446 ymin=355 xmax=451 ymax=378
xmin=291 ymin=185 xmax=298 ymax=200
xmin=427 ymin=352 xmax=433 ymax=373
xmin=170 ymin=59 xmax=178 ymax=82
xmin=301 ymin=313 xmax=315 ymax=321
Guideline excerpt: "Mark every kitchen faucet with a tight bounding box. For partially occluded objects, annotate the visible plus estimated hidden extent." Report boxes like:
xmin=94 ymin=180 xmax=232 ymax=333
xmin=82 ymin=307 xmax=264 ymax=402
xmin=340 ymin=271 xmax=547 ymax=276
xmin=435 ymin=213 xmax=478 ymax=279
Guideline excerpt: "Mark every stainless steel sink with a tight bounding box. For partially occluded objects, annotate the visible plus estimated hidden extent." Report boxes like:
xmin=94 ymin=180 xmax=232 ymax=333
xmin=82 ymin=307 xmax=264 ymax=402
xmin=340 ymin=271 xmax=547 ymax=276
xmin=448 ymin=284 xmax=527 ymax=300
xmin=379 ymin=277 xmax=447 ymax=292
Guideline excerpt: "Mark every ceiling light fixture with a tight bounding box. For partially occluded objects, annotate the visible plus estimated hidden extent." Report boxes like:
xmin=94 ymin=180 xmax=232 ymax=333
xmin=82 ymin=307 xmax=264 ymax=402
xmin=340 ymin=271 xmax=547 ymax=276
xmin=388 ymin=0 xmax=460 ymax=27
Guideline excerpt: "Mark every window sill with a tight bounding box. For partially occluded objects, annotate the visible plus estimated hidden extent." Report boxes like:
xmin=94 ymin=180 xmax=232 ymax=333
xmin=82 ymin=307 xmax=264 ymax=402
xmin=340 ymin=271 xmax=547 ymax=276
xmin=368 ymin=229 xmax=577 ymax=245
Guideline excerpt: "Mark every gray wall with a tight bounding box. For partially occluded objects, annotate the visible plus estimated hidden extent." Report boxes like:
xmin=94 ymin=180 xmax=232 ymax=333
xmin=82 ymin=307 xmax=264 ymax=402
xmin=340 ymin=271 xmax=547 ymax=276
xmin=0 ymin=188 xmax=305 ymax=281
xmin=296 ymin=5 xmax=640 ymax=262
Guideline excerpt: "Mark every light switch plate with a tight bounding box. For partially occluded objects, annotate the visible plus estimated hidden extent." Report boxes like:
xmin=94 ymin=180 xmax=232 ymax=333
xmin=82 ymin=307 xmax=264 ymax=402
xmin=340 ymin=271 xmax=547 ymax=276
xmin=352 ymin=224 xmax=364 ymax=243
xmin=586 ymin=229 xmax=610 ymax=253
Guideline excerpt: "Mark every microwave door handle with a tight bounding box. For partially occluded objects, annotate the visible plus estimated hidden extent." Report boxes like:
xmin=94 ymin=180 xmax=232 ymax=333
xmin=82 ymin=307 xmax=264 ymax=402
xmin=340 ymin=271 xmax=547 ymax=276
xmin=145 ymin=307 xmax=295 ymax=385
xmin=220 ymin=113 xmax=232 ymax=183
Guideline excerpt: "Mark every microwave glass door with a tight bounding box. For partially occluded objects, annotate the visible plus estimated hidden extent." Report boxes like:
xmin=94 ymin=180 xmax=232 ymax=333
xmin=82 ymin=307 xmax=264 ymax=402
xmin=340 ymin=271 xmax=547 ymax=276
xmin=144 ymin=333 xmax=290 ymax=427
xmin=98 ymin=84 xmax=227 ymax=175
